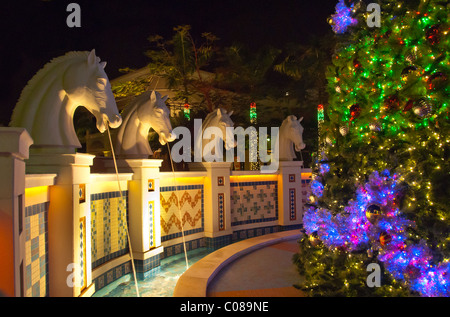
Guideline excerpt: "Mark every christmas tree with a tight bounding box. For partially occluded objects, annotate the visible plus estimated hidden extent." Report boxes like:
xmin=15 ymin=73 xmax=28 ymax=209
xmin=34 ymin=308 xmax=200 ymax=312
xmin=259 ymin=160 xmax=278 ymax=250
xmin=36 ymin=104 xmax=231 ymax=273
xmin=296 ymin=0 xmax=450 ymax=296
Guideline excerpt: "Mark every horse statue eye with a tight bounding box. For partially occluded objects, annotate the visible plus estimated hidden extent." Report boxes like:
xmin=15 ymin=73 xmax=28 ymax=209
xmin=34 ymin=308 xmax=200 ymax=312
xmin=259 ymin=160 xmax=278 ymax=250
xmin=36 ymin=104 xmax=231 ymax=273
xmin=97 ymin=78 xmax=107 ymax=88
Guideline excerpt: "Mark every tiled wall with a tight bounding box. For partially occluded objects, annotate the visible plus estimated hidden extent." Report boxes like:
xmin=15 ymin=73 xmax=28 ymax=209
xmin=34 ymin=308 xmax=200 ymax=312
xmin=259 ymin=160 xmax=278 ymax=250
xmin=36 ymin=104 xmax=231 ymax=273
xmin=230 ymin=181 xmax=278 ymax=226
xmin=301 ymin=176 xmax=312 ymax=207
xmin=160 ymin=185 xmax=204 ymax=242
xmin=90 ymin=191 xmax=129 ymax=269
xmin=24 ymin=202 xmax=49 ymax=297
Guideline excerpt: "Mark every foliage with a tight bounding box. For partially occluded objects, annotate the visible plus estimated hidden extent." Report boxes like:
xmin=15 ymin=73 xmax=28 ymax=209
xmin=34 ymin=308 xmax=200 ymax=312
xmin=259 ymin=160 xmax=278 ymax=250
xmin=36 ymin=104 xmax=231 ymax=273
xmin=296 ymin=0 xmax=450 ymax=296
xmin=145 ymin=25 xmax=219 ymax=111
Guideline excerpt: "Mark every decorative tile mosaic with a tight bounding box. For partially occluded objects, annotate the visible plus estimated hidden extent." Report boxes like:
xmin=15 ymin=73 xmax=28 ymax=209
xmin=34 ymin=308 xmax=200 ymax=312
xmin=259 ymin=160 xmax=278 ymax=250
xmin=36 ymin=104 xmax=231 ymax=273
xmin=24 ymin=201 xmax=49 ymax=297
xmin=230 ymin=181 xmax=278 ymax=226
xmin=79 ymin=217 xmax=86 ymax=290
xmin=289 ymin=188 xmax=296 ymax=220
xmin=161 ymin=238 xmax=206 ymax=259
xmin=149 ymin=201 xmax=155 ymax=248
xmin=79 ymin=184 xmax=86 ymax=203
xmin=93 ymin=261 xmax=132 ymax=291
xmin=302 ymin=178 xmax=312 ymax=206
xmin=218 ymin=193 xmax=225 ymax=231
xmin=148 ymin=179 xmax=155 ymax=192
xmin=160 ymin=185 xmax=204 ymax=241
xmin=90 ymin=191 xmax=129 ymax=269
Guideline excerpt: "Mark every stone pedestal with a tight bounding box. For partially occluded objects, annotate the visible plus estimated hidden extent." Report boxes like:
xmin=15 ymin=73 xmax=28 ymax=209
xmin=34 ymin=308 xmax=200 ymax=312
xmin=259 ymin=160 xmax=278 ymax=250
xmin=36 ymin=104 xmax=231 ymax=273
xmin=277 ymin=161 xmax=304 ymax=230
xmin=27 ymin=152 xmax=95 ymax=297
xmin=0 ymin=128 xmax=33 ymax=297
xmin=190 ymin=162 xmax=233 ymax=249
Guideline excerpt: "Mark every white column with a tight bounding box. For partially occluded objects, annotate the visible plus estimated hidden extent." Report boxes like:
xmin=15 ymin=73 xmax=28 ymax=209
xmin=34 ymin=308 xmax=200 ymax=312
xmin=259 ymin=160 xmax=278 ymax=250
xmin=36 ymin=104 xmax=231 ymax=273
xmin=0 ymin=128 xmax=33 ymax=297
xmin=191 ymin=162 xmax=233 ymax=248
xmin=27 ymin=153 xmax=95 ymax=297
xmin=277 ymin=161 xmax=304 ymax=229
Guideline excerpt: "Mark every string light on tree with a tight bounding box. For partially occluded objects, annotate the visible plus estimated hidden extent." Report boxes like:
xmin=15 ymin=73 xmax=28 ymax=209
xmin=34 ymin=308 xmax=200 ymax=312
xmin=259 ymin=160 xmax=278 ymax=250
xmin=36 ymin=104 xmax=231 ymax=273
xmin=298 ymin=0 xmax=450 ymax=297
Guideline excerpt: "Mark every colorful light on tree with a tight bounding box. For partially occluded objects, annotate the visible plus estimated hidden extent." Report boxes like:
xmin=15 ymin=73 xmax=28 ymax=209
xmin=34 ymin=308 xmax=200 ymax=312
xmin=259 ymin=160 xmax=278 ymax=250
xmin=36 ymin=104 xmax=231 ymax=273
xmin=329 ymin=0 xmax=358 ymax=34
xmin=297 ymin=0 xmax=449 ymax=297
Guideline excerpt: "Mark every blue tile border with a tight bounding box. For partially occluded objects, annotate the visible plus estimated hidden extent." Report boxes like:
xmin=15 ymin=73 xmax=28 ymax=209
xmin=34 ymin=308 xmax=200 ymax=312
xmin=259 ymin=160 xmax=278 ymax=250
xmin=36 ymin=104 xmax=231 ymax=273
xmin=91 ymin=191 xmax=128 ymax=201
xmin=92 ymin=248 xmax=130 ymax=270
xmin=25 ymin=201 xmax=50 ymax=217
xmin=160 ymin=184 xmax=203 ymax=192
xmin=230 ymin=181 xmax=277 ymax=187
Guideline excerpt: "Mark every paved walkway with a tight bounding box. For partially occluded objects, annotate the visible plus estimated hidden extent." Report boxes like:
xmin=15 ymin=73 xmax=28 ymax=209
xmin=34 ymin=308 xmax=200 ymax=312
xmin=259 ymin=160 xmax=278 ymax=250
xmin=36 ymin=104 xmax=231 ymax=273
xmin=207 ymin=239 xmax=305 ymax=297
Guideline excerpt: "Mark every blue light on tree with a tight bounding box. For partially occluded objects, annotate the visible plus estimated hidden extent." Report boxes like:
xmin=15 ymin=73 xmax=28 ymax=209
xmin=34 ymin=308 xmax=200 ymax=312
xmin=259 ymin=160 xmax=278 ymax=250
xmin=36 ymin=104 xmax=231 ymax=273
xmin=329 ymin=0 xmax=358 ymax=34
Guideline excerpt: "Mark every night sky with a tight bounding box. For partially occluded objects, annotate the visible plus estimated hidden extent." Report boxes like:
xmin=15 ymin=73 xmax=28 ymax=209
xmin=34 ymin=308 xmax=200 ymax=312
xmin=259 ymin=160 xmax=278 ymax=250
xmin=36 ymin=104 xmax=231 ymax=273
xmin=0 ymin=0 xmax=338 ymax=125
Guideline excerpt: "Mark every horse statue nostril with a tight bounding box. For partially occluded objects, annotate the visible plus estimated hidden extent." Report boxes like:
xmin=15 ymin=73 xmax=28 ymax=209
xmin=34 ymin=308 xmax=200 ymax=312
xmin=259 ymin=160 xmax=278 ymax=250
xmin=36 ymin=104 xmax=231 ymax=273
xmin=108 ymin=114 xmax=122 ymax=128
xmin=168 ymin=132 xmax=177 ymax=141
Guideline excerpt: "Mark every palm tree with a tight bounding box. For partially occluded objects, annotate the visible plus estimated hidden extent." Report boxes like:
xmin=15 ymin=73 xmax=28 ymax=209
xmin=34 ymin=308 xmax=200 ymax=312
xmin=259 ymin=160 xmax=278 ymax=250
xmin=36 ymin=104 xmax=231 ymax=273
xmin=274 ymin=33 xmax=336 ymax=108
xmin=145 ymin=25 xmax=219 ymax=112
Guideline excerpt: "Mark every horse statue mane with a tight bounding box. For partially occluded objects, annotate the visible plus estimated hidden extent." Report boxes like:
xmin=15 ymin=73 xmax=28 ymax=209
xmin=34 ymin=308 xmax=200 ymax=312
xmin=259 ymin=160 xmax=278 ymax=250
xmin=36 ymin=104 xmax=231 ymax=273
xmin=194 ymin=108 xmax=237 ymax=159
xmin=114 ymin=90 xmax=176 ymax=158
xmin=9 ymin=49 xmax=122 ymax=153
xmin=275 ymin=115 xmax=306 ymax=161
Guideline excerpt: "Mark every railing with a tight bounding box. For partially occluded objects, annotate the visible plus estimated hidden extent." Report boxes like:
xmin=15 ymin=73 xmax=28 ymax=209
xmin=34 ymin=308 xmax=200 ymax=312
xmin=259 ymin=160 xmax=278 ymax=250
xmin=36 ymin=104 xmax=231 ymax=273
xmin=0 ymin=128 xmax=310 ymax=297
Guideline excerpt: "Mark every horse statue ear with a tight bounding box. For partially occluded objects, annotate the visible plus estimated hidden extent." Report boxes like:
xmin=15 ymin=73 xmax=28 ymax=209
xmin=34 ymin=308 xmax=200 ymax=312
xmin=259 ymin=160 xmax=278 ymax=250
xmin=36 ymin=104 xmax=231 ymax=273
xmin=290 ymin=115 xmax=297 ymax=121
xmin=150 ymin=90 xmax=157 ymax=102
xmin=161 ymin=95 xmax=169 ymax=102
xmin=228 ymin=110 xmax=233 ymax=116
xmin=216 ymin=108 xmax=222 ymax=116
xmin=100 ymin=61 xmax=107 ymax=69
xmin=299 ymin=117 xmax=304 ymax=122
xmin=88 ymin=49 xmax=97 ymax=66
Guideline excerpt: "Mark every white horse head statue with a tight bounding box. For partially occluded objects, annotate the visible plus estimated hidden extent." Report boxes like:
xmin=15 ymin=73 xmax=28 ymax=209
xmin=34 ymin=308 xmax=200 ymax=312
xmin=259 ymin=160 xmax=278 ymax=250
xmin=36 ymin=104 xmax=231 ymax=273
xmin=10 ymin=50 xmax=122 ymax=153
xmin=276 ymin=115 xmax=306 ymax=161
xmin=115 ymin=90 xmax=176 ymax=158
xmin=195 ymin=108 xmax=237 ymax=159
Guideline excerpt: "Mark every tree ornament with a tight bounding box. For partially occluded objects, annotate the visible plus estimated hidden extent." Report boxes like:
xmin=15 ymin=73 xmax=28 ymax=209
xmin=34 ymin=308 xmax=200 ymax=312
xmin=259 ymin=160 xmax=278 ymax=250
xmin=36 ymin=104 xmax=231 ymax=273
xmin=366 ymin=204 xmax=381 ymax=224
xmin=384 ymin=94 xmax=400 ymax=111
xmin=404 ymin=264 xmax=421 ymax=280
xmin=405 ymin=52 xmax=417 ymax=64
xmin=369 ymin=121 xmax=381 ymax=131
xmin=403 ymin=99 xmax=415 ymax=113
xmin=367 ymin=246 xmax=377 ymax=258
xmin=401 ymin=66 xmax=418 ymax=82
xmin=353 ymin=58 xmax=362 ymax=69
xmin=379 ymin=231 xmax=392 ymax=246
xmin=426 ymin=24 xmax=440 ymax=45
xmin=413 ymin=98 xmax=433 ymax=117
xmin=350 ymin=103 xmax=361 ymax=119
xmin=309 ymin=231 xmax=321 ymax=247
xmin=427 ymin=72 xmax=448 ymax=90
xmin=329 ymin=0 xmax=358 ymax=34
xmin=339 ymin=125 xmax=349 ymax=136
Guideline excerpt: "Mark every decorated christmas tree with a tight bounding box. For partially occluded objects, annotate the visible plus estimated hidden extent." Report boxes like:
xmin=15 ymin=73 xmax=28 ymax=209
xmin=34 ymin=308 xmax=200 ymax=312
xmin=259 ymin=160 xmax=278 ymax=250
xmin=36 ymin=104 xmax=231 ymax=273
xmin=295 ymin=0 xmax=450 ymax=296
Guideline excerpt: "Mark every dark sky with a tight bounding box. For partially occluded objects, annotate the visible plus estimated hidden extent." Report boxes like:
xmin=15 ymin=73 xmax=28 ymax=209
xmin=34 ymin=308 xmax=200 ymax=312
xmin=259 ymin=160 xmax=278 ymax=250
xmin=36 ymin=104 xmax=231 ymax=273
xmin=0 ymin=0 xmax=337 ymax=125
